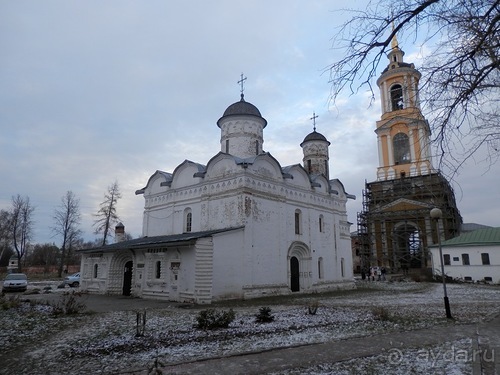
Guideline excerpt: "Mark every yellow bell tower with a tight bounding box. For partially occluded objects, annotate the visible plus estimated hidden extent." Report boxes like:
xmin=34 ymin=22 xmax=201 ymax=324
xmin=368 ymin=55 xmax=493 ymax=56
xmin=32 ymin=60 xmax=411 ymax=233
xmin=354 ymin=36 xmax=462 ymax=274
xmin=375 ymin=36 xmax=434 ymax=181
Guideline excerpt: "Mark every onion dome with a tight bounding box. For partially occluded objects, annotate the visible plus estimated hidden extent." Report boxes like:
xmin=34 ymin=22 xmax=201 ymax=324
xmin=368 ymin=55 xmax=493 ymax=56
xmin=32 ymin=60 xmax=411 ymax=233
xmin=300 ymin=130 xmax=330 ymax=147
xmin=217 ymin=94 xmax=267 ymax=128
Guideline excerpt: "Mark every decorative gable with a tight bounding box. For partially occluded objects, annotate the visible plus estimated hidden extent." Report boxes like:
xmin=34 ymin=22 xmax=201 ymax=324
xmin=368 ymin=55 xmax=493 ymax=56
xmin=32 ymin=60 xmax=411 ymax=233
xmin=375 ymin=198 xmax=432 ymax=213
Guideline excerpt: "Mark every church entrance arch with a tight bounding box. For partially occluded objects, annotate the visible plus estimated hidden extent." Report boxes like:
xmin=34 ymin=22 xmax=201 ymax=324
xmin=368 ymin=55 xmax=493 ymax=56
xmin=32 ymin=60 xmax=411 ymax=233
xmin=393 ymin=221 xmax=423 ymax=269
xmin=123 ymin=261 xmax=133 ymax=296
xmin=109 ymin=251 xmax=134 ymax=295
xmin=287 ymin=242 xmax=312 ymax=293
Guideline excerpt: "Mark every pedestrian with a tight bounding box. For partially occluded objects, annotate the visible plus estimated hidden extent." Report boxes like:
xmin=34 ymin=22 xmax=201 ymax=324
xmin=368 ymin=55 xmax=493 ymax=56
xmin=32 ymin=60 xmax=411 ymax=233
xmin=361 ymin=269 xmax=366 ymax=281
xmin=381 ymin=267 xmax=386 ymax=281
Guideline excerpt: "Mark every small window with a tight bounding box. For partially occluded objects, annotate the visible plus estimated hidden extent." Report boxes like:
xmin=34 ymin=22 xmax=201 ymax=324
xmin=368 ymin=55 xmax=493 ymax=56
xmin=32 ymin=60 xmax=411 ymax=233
xmin=462 ymin=254 xmax=470 ymax=266
xmin=307 ymin=160 xmax=312 ymax=173
xmin=184 ymin=208 xmax=192 ymax=233
xmin=443 ymin=254 xmax=451 ymax=266
xmin=93 ymin=264 xmax=98 ymax=278
xmin=186 ymin=212 xmax=192 ymax=232
xmin=481 ymin=253 xmax=490 ymax=265
xmin=225 ymin=139 xmax=229 ymax=153
xmin=484 ymin=277 xmax=493 ymax=282
xmin=318 ymin=257 xmax=324 ymax=279
xmin=341 ymin=257 xmax=345 ymax=277
xmin=155 ymin=261 xmax=161 ymax=279
xmin=453 ymin=257 xmax=459 ymax=262
xmin=464 ymin=276 xmax=473 ymax=282
xmin=255 ymin=140 xmax=259 ymax=155
xmin=319 ymin=215 xmax=324 ymax=233
xmin=294 ymin=210 xmax=301 ymax=235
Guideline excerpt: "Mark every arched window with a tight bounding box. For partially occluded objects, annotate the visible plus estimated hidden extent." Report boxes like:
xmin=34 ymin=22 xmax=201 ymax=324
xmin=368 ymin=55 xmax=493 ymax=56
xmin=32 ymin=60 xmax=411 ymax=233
xmin=294 ymin=209 xmax=302 ymax=235
xmin=390 ymin=84 xmax=404 ymax=111
xmin=155 ymin=261 xmax=161 ymax=279
xmin=184 ymin=208 xmax=192 ymax=233
xmin=393 ymin=133 xmax=411 ymax=165
xmin=93 ymin=264 xmax=98 ymax=278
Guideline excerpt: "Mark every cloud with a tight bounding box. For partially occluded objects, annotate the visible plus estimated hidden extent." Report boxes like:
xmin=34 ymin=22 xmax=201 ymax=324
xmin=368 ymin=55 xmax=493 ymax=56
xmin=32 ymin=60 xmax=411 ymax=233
xmin=1 ymin=1 xmax=498 ymax=245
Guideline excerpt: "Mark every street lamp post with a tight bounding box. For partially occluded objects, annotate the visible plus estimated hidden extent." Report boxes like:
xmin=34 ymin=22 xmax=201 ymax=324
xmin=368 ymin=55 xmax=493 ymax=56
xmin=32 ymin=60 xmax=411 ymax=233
xmin=430 ymin=207 xmax=453 ymax=319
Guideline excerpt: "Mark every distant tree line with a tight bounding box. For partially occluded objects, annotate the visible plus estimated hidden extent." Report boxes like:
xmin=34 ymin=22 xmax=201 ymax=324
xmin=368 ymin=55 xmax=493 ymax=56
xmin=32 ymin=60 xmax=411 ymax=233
xmin=0 ymin=180 xmax=125 ymax=276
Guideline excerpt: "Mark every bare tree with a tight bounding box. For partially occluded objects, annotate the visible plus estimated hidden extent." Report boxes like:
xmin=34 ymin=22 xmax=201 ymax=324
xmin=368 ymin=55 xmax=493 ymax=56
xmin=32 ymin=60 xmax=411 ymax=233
xmin=53 ymin=191 xmax=82 ymax=277
xmin=0 ymin=209 xmax=13 ymax=266
xmin=93 ymin=181 xmax=122 ymax=246
xmin=328 ymin=0 xmax=499 ymax=172
xmin=10 ymin=195 xmax=35 ymax=272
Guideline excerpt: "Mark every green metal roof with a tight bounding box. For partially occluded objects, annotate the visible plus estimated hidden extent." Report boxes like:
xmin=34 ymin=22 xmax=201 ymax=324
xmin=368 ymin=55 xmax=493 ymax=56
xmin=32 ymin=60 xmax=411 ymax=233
xmin=439 ymin=227 xmax=500 ymax=247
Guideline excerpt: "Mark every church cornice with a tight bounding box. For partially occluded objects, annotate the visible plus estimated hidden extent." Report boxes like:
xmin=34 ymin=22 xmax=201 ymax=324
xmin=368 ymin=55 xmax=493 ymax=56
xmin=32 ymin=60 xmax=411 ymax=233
xmin=371 ymin=197 xmax=434 ymax=214
xmin=375 ymin=116 xmax=429 ymax=133
xmin=377 ymin=66 xmax=421 ymax=85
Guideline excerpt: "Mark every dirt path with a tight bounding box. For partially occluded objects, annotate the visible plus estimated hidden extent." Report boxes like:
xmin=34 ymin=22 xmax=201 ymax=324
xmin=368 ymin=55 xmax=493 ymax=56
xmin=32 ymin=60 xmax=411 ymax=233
xmin=154 ymin=315 xmax=499 ymax=375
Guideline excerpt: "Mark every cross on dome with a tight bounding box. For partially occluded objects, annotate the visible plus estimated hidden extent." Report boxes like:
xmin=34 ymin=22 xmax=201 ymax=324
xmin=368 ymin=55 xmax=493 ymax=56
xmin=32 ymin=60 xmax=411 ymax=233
xmin=237 ymin=73 xmax=247 ymax=99
xmin=310 ymin=112 xmax=318 ymax=131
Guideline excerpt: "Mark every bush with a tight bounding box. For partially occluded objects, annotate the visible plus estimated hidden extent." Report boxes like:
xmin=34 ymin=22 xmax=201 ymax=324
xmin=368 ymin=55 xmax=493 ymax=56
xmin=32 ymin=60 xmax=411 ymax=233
xmin=372 ymin=306 xmax=391 ymax=321
xmin=255 ymin=306 xmax=275 ymax=323
xmin=307 ymin=300 xmax=320 ymax=315
xmin=51 ymin=290 xmax=86 ymax=316
xmin=196 ymin=308 xmax=235 ymax=330
xmin=0 ymin=294 xmax=21 ymax=310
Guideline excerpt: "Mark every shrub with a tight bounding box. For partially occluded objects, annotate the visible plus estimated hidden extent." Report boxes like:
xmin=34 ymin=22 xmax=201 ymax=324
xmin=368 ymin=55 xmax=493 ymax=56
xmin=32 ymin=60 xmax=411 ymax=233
xmin=307 ymin=300 xmax=320 ymax=315
xmin=51 ymin=290 xmax=86 ymax=316
xmin=255 ymin=306 xmax=275 ymax=323
xmin=196 ymin=308 xmax=235 ymax=330
xmin=372 ymin=306 xmax=391 ymax=321
xmin=0 ymin=295 xmax=21 ymax=310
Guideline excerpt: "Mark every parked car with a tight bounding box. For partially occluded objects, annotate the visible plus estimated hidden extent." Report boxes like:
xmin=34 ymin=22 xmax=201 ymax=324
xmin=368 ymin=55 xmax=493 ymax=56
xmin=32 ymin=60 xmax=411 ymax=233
xmin=64 ymin=272 xmax=80 ymax=287
xmin=2 ymin=273 xmax=28 ymax=293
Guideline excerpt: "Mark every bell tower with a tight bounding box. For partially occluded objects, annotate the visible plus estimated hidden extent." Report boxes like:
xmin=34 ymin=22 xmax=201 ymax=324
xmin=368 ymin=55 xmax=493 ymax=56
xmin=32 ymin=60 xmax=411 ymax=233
xmin=355 ymin=38 xmax=462 ymax=274
xmin=375 ymin=36 xmax=433 ymax=181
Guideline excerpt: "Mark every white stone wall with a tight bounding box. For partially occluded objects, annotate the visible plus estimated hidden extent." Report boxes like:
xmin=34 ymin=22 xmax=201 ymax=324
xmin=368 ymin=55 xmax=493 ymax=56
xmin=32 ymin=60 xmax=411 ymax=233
xmin=219 ymin=117 xmax=265 ymax=158
xmin=430 ymin=244 xmax=500 ymax=284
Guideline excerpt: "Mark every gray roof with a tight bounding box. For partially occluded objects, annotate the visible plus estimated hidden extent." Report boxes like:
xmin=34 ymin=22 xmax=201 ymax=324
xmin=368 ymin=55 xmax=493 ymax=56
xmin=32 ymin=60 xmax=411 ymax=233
xmin=300 ymin=131 xmax=330 ymax=146
xmin=78 ymin=227 xmax=244 ymax=253
xmin=217 ymin=94 xmax=267 ymax=127
xmin=461 ymin=223 xmax=492 ymax=233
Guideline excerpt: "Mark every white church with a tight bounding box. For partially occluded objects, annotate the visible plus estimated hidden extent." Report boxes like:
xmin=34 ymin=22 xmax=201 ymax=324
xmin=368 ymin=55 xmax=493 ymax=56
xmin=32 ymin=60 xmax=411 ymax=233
xmin=79 ymin=87 xmax=355 ymax=303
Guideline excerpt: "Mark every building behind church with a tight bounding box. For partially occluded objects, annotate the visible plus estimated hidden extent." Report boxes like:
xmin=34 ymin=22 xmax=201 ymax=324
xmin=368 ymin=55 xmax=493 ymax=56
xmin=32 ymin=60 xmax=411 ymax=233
xmin=79 ymin=90 xmax=355 ymax=303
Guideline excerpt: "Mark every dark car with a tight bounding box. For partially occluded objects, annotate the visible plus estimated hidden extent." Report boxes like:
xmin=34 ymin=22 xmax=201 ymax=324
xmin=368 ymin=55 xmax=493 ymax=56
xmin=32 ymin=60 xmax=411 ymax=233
xmin=2 ymin=273 xmax=28 ymax=292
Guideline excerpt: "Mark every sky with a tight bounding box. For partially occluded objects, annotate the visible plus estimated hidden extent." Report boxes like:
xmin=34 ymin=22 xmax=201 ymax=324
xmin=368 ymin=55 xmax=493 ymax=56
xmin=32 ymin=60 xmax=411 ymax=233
xmin=1 ymin=1 xmax=499 ymax=245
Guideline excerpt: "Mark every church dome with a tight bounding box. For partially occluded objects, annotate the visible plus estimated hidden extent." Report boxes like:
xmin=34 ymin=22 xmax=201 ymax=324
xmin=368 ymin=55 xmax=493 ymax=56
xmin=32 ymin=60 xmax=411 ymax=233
xmin=217 ymin=94 xmax=267 ymax=127
xmin=300 ymin=130 xmax=330 ymax=146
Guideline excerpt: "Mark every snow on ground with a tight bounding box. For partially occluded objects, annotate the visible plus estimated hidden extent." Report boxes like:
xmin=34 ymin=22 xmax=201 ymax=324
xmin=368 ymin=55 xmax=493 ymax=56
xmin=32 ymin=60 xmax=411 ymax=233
xmin=1 ymin=281 xmax=498 ymax=374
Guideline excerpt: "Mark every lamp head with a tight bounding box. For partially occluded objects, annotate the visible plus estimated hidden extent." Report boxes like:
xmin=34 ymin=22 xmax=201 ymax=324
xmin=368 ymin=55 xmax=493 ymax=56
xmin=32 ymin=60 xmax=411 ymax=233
xmin=430 ymin=207 xmax=443 ymax=220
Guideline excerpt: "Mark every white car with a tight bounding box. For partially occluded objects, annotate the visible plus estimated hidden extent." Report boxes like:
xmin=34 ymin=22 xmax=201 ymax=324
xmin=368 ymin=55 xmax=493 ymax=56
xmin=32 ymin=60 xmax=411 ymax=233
xmin=2 ymin=273 xmax=28 ymax=293
xmin=64 ymin=272 xmax=80 ymax=287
